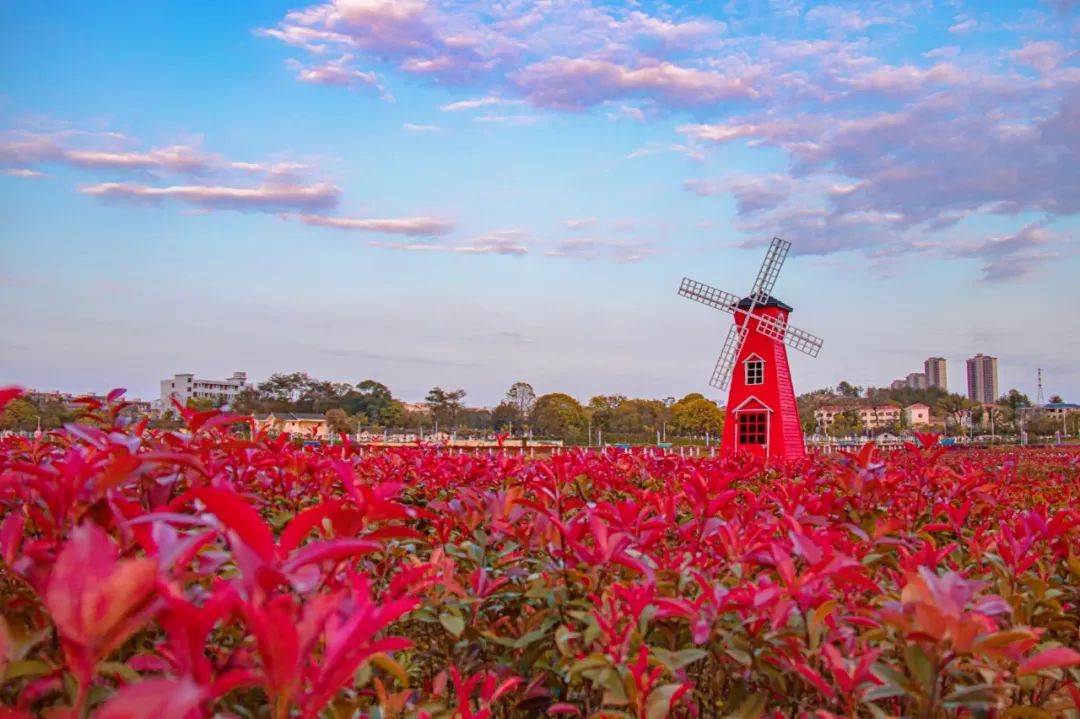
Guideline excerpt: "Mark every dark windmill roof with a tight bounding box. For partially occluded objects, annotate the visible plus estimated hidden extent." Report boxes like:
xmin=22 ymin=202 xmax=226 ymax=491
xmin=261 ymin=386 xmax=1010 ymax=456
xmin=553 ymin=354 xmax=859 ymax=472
xmin=737 ymin=295 xmax=793 ymax=312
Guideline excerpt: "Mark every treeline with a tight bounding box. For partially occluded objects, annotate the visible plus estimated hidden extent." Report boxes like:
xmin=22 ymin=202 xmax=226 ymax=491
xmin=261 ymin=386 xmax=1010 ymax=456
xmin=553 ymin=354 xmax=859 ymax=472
xmin=213 ymin=372 xmax=725 ymax=443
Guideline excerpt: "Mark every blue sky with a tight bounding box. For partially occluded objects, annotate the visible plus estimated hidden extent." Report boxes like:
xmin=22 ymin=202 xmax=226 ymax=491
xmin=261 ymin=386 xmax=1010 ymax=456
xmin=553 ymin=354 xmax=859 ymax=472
xmin=1 ymin=0 xmax=1078 ymax=406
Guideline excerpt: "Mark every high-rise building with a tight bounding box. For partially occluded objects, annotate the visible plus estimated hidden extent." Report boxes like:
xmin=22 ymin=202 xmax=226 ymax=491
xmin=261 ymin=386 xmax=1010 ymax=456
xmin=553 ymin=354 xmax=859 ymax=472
xmin=924 ymin=357 xmax=947 ymax=391
xmin=966 ymin=354 xmax=998 ymax=404
xmin=906 ymin=372 xmax=929 ymax=390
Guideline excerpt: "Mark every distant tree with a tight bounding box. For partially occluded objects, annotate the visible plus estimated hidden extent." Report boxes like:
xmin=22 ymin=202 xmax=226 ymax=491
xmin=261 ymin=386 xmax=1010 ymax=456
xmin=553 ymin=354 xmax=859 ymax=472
xmin=505 ymin=382 xmax=536 ymax=425
xmin=836 ymin=381 xmax=863 ymax=398
xmin=379 ymin=400 xmax=405 ymax=428
xmin=491 ymin=401 xmax=518 ymax=431
xmin=0 ymin=398 xmax=39 ymax=432
xmin=37 ymin=399 xmax=75 ymax=429
xmin=998 ymin=389 xmax=1032 ymax=412
xmin=186 ymin=397 xmax=216 ymax=412
xmin=670 ymin=397 xmax=724 ymax=436
xmin=935 ymin=394 xmax=974 ymax=435
xmin=425 ymin=387 xmax=466 ymax=428
xmin=1049 ymin=394 xmax=1064 ymax=404
xmin=325 ymin=408 xmax=358 ymax=435
xmin=827 ymin=410 xmax=862 ymax=438
xmin=587 ymin=395 xmax=626 ymax=432
xmin=347 ymin=380 xmax=395 ymax=424
xmin=531 ymin=393 xmax=588 ymax=439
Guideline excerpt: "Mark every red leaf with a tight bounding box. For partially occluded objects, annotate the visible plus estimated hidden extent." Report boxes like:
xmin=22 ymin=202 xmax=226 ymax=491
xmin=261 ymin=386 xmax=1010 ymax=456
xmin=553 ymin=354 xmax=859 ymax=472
xmin=279 ymin=501 xmax=345 ymax=554
xmin=93 ymin=678 xmax=202 ymax=719
xmin=1018 ymin=647 xmax=1080 ymax=675
xmin=0 ymin=511 xmax=24 ymax=566
xmin=190 ymin=487 xmax=275 ymax=561
xmin=280 ymin=538 xmax=382 ymax=573
xmin=45 ymin=524 xmax=159 ymax=684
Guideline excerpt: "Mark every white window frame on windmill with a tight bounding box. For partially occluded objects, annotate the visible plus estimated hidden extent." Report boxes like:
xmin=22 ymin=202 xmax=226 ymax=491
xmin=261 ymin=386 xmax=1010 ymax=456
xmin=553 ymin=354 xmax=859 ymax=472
xmin=732 ymin=395 xmax=772 ymax=456
xmin=744 ymin=354 xmax=765 ymax=386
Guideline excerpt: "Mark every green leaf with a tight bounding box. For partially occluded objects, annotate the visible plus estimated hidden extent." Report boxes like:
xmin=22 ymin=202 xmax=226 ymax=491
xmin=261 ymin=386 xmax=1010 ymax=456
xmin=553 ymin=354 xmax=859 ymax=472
xmin=645 ymin=683 xmax=683 ymax=719
xmin=870 ymin=663 xmax=909 ymax=690
xmin=438 ymin=610 xmax=465 ymax=638
xmin=512 ymin=627 xmax=547 ymax=649
xmin=97 ymin=661 xmax=141 ymax=682
xmin=904 ymin=644 xmax=934 ymax=690
xmin=942 ymin=684 xmax=999 ymax=710
xmin=731 ymin=692 xmax=767 ymax=719
xmin=3 ymin=659 xmax=52 ymax=680
xmin=652 ymin=647 xmax=708 ymax=671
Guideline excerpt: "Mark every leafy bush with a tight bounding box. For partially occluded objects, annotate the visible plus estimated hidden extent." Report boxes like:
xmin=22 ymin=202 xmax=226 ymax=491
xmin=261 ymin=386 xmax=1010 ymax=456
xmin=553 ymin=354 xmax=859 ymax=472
xmin=1 ymin=388 xmax=1079 ymax=718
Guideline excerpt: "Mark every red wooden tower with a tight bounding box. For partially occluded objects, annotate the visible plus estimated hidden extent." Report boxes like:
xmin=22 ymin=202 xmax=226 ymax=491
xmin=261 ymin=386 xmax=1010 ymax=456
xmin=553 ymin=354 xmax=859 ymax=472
xmin=678 ymin=238 xmax=823 ymax=460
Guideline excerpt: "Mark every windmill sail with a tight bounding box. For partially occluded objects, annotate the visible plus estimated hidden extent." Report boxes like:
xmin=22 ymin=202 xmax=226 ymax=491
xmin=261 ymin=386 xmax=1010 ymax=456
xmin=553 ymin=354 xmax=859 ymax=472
xmin=749 ymin=237 xmax=791 ymax=302
xmin=709 ymin=324 xmax=748 ymax=390
xmin=754 ymin=313 xmax=823 ymax=357
xmin=678 ymin=278 xmax=741 ymax=314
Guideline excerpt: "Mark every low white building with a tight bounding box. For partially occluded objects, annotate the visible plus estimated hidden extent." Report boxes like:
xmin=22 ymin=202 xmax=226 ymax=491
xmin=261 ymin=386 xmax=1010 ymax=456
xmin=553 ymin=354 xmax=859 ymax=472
xmin=160 ymin=371 xmax=247 ymax=408
xmin=904 ymin=403 xmax=931 ymax=426
xmin=815 ymin=404 xmax=902 ymax=430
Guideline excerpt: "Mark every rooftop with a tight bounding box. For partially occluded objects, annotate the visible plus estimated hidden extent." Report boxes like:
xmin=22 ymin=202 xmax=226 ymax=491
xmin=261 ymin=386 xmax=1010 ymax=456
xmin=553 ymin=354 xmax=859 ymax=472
xmin=737 ymin=295 xmax=793 ymax=312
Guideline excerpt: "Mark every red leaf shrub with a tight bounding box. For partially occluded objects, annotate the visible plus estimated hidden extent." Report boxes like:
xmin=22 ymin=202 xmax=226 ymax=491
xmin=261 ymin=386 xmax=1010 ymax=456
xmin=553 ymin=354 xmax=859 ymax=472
xmin=1 ymin=395 xmax=1079 ymax=717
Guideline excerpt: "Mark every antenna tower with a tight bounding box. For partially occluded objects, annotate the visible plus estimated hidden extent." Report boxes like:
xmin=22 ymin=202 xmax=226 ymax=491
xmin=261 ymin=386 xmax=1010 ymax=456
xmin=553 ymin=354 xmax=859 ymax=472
xmin=1037 ymin=368 xmax=1044 ymax=406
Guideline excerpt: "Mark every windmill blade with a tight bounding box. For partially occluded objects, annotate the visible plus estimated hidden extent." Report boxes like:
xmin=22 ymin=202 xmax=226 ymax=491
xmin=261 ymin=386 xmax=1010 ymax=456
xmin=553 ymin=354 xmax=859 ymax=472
xmin=678 ymin=278 xmax=741 ymax=314
xmin=749 ymin=237 xmax=791 ymax=302
xmin=754 ymin=313 xmax=824 ymax=357
xmin=709 ymin=324 xmax=748 ymax=390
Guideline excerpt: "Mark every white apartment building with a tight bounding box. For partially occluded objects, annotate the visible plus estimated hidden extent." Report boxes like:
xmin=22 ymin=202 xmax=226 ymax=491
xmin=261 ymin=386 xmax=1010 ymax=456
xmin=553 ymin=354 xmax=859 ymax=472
xmin=924 ymin=357 xmax=947 ymax=391
xmin=160 ymin=371 xmax=247 ymax=408
xmin=905 ymin=372 xmax=929 ymax=390
xmin=966 ymin=354 xmax=999 ymax=404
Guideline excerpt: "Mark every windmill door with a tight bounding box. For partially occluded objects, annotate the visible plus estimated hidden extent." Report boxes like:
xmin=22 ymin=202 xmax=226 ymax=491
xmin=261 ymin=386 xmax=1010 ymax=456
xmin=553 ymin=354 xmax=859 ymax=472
xmin=733 ymin=396 xmax=772 ymax=458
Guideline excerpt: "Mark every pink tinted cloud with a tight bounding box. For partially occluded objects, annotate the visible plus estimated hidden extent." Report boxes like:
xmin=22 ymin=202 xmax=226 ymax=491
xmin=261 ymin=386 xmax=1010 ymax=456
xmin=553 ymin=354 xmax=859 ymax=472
xmin=260 ymin=1 xmax=742 ymax=109
xmin=0 ymin=130 xmax=311 ymax=180
xmin=546 ymin=237 xmax=655 ymax=262
xmin=79 ymin=181 xmax=340 ymax=212
xmin=514 ymin=57 xmax=758 ymax=109
xmin=1010 ymin=41 xmax=1070 ymax=75
xmin=298 ymin=213 xmax=453 ymax=235
xmin=804 ymin=4 xmax=893 ymax=32
xmin=842 ymin=63 xmax=967 ymax=95
xmin=368 ymin=229 xmax=529 ymax=256
xmin=287 ymin=54 xmax=384 ymax=92
xmin=948 ymin=222 xmax=1070 ymax=281
xmin=564 ymin=218 xmax=597 ymax=231
xmin=438 ymin=96 xmax=506 ymax=112
xmin=4 ymin=168 xmax=46 ymax=178
xmin=0 ymin=133 xmax=209 ymax=174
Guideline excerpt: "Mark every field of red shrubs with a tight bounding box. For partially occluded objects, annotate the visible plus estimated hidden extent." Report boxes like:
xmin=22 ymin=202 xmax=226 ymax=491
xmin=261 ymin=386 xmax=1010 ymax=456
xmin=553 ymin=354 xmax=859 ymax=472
xmin=2 ymin=388 xmax=1080 ymax=719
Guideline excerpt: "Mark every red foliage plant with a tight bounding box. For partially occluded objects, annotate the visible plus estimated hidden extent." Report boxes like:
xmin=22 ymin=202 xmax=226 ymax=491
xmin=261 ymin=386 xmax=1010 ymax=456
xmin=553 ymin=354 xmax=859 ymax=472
xmin=1 ymin=387 xmax=1079 ymax=718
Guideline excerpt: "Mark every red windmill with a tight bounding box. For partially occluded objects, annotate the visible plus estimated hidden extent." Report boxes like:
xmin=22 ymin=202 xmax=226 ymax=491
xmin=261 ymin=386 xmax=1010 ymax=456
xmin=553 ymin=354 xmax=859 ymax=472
xmin=678 ymin=237 xmax=822 ymax=460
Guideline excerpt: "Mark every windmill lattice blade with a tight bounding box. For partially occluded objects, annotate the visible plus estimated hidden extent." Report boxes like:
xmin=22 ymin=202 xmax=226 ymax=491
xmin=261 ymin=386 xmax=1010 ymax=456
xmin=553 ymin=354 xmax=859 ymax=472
xmin=750 ymin=237 xmax=791 ymax=302
xmin=678 ymin=278 xmax=741 ymax=314
xmin=755 ymin=314 xmax=824 ymax=357
xmin=709 ymin=324 xmax=748 ymax=390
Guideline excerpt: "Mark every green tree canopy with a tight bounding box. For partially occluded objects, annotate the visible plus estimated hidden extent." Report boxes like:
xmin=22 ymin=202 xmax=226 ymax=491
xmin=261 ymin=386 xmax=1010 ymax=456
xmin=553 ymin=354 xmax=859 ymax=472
xmin=425 ymin=387 xmax=466 ymax=428
xmin=0 ymin=398 xmax=39 ymax=432
xmin=531 ymin=393 xmax=587 ymax=439
xmin=670 ymin=397 xmax=724 ymax=436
